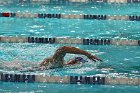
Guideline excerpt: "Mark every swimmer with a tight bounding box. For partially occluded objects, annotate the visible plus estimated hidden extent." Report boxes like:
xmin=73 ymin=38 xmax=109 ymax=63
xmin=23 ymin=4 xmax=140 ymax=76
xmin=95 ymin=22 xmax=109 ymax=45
xmin=0 ymin=46 xmax=102 ymax=72
xmin=39 ymin=46 xmax=102 ymax=70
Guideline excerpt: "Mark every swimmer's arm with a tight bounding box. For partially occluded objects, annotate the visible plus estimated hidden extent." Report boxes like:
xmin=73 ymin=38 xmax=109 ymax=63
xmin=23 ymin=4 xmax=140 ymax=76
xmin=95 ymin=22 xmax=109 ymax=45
xmin=62 ymin=46 xmax=102 ymax=62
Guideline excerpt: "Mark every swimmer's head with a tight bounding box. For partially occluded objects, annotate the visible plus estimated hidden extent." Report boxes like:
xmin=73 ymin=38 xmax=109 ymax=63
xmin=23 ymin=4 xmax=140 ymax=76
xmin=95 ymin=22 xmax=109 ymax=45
xmin=74 ymin=57 xmax=88 ymax=63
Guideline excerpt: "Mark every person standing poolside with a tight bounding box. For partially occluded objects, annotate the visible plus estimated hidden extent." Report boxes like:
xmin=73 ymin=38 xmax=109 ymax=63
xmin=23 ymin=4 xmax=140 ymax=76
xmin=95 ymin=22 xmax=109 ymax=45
xmin=39 ymin=46 xmax=102 ymax=69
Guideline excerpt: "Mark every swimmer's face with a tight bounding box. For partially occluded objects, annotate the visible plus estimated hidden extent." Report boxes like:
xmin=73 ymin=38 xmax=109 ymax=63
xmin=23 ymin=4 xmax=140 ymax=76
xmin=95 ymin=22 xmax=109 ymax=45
xmin=74 ymin=57 xmax=88 ymax=63
xmin=68 ymin=58 xmax=80 ymax=65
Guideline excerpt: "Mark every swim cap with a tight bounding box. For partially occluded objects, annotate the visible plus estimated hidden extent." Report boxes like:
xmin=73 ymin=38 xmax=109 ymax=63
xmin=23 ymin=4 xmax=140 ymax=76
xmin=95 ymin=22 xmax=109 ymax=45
xmin=75 ymin=57 xmax=88 ymax=63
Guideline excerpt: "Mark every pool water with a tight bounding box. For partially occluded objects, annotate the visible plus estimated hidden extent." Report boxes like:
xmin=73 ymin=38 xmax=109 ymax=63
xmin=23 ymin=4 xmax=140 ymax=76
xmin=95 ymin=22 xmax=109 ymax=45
xmin=0 ymin=2 xmax=140 ymax=93
xmin=1 ymin=3 xmax=140 ymax=15
xmin=0 ymin=43 xmax=140 ymax=77
xmin=0 ymin=82 xmax=140 ymax=93
xmin=0 ymin=4 xmax=140 ymax=39
xmin=0 ymin=18 xmax=140 ymax=40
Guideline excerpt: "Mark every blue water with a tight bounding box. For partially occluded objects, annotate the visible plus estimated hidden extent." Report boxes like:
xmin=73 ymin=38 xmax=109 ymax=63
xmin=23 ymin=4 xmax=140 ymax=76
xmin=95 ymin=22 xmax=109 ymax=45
xmin=0 ymin=4 xmax=140 ymax=39
xmin=0 ymin=18 xmax=140 ymax=40
xmin=0 ymin=82 xmax=140 ymax=93
xmin=1 ymin=3 xmax=140 ymax=15
xmin=0 ymin=2 xmax=140 ymax=93
xmin=0 ymin=43 xmax=140 ymax=77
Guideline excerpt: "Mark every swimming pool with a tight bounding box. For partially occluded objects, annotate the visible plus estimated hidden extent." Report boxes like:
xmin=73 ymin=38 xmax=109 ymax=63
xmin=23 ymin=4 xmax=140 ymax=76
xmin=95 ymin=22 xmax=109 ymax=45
xmin=0 ymin=0 xmax=140 ymax=93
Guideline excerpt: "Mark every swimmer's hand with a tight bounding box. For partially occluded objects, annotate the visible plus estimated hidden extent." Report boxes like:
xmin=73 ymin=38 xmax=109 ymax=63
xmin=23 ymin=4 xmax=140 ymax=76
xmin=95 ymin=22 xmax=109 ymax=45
xmin=88 ymin=55 xmax=103 ymax=62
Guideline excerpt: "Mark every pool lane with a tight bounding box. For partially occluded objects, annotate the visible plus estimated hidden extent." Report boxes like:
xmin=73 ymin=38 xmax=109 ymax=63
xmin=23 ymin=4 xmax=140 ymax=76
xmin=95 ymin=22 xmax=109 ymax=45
xmin=0 ymin=12 xmax=140 ymax=21
xmin=0 ymin=73 xmax=140 ymax=85
xmin=0 ymin=36 xmax=139 ymax=46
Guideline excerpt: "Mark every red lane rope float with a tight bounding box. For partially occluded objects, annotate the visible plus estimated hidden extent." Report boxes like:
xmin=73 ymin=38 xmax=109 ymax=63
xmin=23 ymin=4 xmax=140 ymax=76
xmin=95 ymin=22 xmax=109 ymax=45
xmin=2 ymin=12 xmax=10 ymax=17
